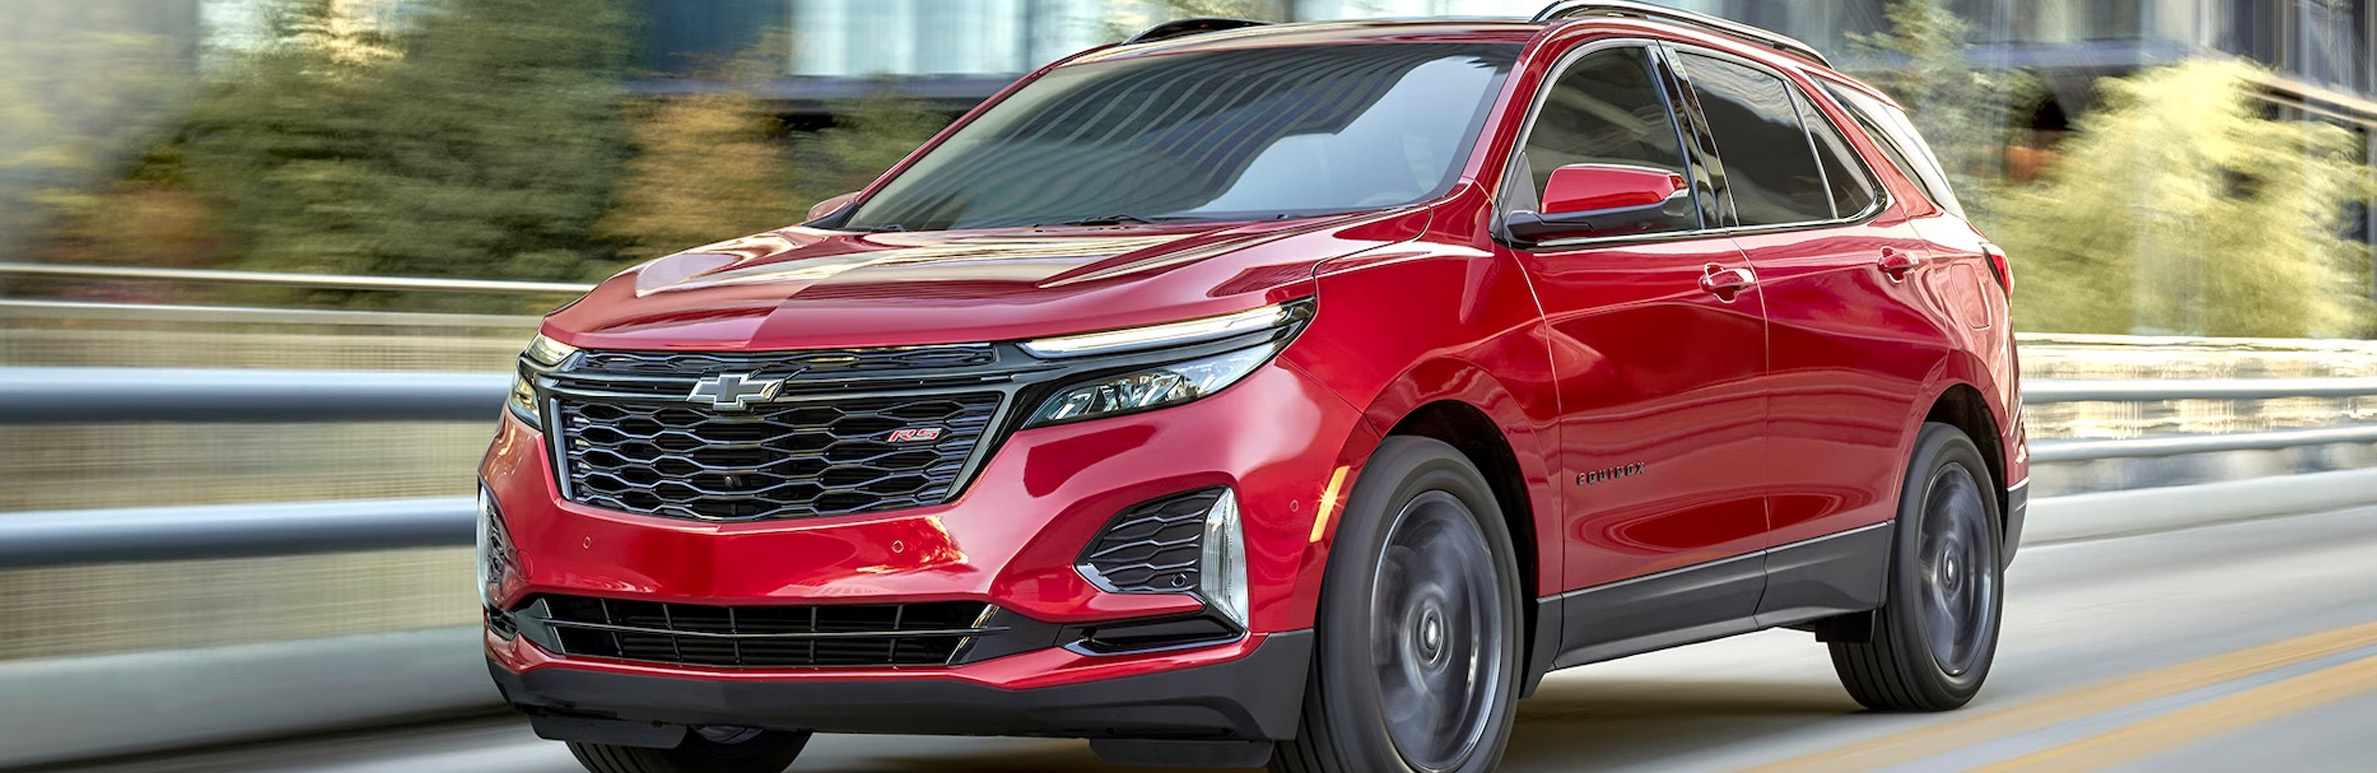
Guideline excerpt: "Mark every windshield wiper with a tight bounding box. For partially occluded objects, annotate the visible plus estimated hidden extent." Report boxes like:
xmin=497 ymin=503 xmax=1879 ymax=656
xmin=1035 ymin=214 xmax=1171 ymax=227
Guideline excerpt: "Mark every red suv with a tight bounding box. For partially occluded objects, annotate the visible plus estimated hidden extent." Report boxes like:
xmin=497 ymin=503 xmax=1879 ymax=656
xmin=481 ymin=4 xmax=2027 ymax=772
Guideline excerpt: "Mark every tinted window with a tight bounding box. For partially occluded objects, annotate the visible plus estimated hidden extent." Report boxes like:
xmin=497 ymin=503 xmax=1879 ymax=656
xmin=1679 ymin=53 xmax=1832 ymax=226
xmin=1798 ymin=89 xmax=1879 ymax=217
xmin=1823 ymin=83 xmax=1967 ymax=218
xmin=843 ymin=43 xmax=1518 ymax=232
xmin=1511 ymin=47 xmax=1697 ymax=233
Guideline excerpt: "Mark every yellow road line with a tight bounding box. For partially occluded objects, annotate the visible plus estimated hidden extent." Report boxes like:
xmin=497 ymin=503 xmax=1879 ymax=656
xmin=1740 ymin=620 xmax=2377 ymax=773
xmin=1971 ymin=653 xmax=2377 ymax=773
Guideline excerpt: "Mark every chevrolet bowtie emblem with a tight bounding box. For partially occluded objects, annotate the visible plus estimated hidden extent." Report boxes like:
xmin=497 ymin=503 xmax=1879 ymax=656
xmin=687 ymin=372 xmax=786 ymax=410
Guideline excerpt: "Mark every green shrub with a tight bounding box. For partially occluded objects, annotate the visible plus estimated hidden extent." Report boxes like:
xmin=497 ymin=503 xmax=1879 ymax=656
xmin=1994 ymin=59 xmax=2375 ymax=337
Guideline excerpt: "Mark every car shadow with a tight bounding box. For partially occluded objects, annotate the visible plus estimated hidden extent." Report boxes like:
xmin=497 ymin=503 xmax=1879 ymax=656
xmin=856 ymin=675 xmax=1862 ymax=773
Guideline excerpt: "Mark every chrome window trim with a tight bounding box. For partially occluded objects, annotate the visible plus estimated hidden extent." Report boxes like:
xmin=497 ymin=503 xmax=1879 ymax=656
xmin=1494 ymin=37 xmax=1714 ymax=249
xmin=1507 ymin=40 xmax=1894 ymax=253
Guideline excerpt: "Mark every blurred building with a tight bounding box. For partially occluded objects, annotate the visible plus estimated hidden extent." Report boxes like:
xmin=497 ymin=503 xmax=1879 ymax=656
xmin=623 ymin=0 xmax=2372 ymax=263
xmin=624 ymin=1 xmax=2373 ymax=128
xmin=162 ymin=1 xmax=2377 ymax=130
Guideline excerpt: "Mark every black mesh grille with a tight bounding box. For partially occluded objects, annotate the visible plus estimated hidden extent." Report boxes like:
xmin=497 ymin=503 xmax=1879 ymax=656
xmin=575 ymin=346 xmax=995 ymax=377
xmin=557 ymin=392 xmax=1000 ymax=521
xmin=530 ymin=596 xmax=994 ymax=668
xmin=1080 ymin=489 xmax=1222 ymax=593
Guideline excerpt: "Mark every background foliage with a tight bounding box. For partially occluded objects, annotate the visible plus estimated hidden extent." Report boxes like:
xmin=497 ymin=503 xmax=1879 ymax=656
xmin=1992 ymin=59 xmax=2375 ymax=337
xmin=1860 ymin=0 xmax=2375 ymax=337
xmin=13 ymin=0 xmax=2377 ymax=335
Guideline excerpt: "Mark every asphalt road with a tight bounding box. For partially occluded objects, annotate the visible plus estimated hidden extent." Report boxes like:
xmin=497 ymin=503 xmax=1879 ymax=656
xmin=43 ymin=506 xmax=2377 ymax=773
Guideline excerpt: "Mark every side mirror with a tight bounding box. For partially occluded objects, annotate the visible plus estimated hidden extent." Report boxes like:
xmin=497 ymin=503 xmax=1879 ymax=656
xmin=1505 ymin=164 xmax=1690 ymax=243
xmin=807 ymin=192 xmax=859 ymax=222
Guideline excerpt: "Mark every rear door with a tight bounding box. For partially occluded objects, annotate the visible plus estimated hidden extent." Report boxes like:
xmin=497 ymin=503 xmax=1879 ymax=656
xmin=1497 ymin=42 xmax=1771 ymax=619
xmin=1669 ymin=49 xmax=1948 ymax=559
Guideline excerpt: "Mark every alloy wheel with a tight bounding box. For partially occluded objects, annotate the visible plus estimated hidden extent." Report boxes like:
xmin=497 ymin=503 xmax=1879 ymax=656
xmin=1369 ymin=490 xmax=1507 ymax=772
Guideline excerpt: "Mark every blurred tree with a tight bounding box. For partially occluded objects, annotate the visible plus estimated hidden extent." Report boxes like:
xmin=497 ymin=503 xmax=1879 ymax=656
xmin=181 ymin=0 xmax=633 ymax=291
xmin=1849 ymin=0 xmax=2033 ymax=219
xmin=800 ymin=91 xmax=951 ymax=202
xmin=599 ymin=96 xmax=800 ymax=262
xmin=1995 ymin=59 xmax=2375 ymax=337
xmin=344 ymin=0 xmax=633 ymax=283
xmin=599 ymin=35 xmax=803 ymax=262
xmin=0 ymin=3 xmax=187 ymax=263
xmin=1151 ymin=0 xmax=1286 ymax=18
xmin=1103 ymin=1 xmax=1287 ymax=41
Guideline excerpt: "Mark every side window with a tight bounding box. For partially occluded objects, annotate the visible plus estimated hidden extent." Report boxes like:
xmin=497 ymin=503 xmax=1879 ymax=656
xmin=1823 ymin=83 xmax=1967 ymax=218
xmin=1797 ymin=89 xmax=1880 ymax=217
xmin=1676 ymin=52 xmax=1832 ymax=226
xmin=1511 ymin=47 xmax=1698 ymax=234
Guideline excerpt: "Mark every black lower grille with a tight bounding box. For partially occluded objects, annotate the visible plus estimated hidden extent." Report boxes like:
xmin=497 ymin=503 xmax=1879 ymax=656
xmin=556 ymin=392 xmax=1001 ymax=521
xmin=526 ymin=596 xmax=995 ymax=668
xmin=1078 ymin=489 xmax=1224 ymax=594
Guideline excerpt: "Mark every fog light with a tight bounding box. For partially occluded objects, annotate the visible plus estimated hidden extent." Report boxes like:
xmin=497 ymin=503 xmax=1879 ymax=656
xmin=1200 ymin=489 xmax=1249 ymax=628
xmin=475 ymin=487 xmax=519 ymax=613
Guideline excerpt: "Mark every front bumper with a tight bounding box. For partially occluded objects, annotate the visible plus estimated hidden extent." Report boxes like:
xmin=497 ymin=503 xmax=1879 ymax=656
xmin=478 ymin=360 xmax=1367 ymax=737
xmin=491 ymin=630 xmax=1312 ymax=741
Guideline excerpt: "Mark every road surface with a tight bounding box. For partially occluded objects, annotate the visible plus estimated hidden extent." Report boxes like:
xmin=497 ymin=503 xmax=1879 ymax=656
xmin=38 ymin=505 xmax=2377 ymax=773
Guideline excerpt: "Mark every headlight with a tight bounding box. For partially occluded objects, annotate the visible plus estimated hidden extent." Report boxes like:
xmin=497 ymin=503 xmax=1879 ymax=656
xmin=506 ymin=372 xmax=539 ymax=428
xmin=522 ymin=333 xmax=578 ymax=367
xmin=508 ymin=334 xmax=577 ymax=429
xmin=1020 ymin=301 xmax=1309 ymax=427
xmin=1025 ymin=345 xmax=1274 ymax=427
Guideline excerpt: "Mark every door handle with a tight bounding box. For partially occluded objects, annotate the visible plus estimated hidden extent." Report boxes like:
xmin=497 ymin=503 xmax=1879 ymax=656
xmin=1699 ymin=264 xmax=1755 ymax=301
xmin=1878 ymin=248 xmax=1919 ymax=280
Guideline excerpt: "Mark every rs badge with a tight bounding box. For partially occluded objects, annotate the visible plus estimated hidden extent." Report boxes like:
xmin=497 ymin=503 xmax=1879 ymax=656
xmin=886 ymin=427 xmax=946 ymax=443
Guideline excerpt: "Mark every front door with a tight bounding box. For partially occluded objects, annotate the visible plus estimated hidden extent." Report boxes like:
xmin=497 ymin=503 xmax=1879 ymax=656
xmin=1498 ymin=44 xmax=1772 ymax=610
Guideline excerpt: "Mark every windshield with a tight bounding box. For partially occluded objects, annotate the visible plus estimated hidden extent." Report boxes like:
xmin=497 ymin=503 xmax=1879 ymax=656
xmin=841 ymin=43 xmax=1520 ymax=232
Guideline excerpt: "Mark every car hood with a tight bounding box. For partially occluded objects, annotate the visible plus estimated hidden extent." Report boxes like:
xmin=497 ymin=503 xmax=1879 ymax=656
xmin=544 ymin=208 xmax=1429 ymax=351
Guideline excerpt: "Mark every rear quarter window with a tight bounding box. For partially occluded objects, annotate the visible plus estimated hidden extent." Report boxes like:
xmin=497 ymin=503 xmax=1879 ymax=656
xmin=1821 ymin=82 xmax=1966 ymax=218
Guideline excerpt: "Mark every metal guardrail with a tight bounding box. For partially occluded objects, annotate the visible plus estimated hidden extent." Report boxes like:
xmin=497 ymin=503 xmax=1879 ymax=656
xmin=2 ymin=367 xmax=2376 ymax=568
xmin=2030 ymin=424 xmax=2377 ymax=463
xmin=0 ymin=262 xmax=596 ymax=295
xmin=0 ymin=298 xmax=541 ymax=328
xmin=0 ymin=498 xmax=473 ymax=568
xmin=2025 ymin=377 xmax=2377 ymax=402
xmin=0 ymin=367 xmax=508 ymax=423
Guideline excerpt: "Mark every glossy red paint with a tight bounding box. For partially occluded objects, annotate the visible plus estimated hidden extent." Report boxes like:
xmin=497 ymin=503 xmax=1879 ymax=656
xmin=1540 ymin=164 xmax=1690 ymax=215
xmin=481 ymin=14 xmax=2025 ymax=745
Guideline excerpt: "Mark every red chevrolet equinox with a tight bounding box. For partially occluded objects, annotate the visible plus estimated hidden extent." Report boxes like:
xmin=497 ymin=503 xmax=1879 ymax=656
xmin=482 ymin=4 xmax=2028 ymax=772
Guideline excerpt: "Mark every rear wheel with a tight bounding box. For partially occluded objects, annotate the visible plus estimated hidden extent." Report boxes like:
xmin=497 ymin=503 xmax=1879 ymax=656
xmin=1831 ymin=422 xmax=2004 ymax=711
xmin=567 ymin=727 xmax=810 ymax=773
xmin=1272 ymin=437 xmax=1523 ymax=773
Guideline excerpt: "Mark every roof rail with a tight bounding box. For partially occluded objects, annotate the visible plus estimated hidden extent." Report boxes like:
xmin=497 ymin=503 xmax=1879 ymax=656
xmin=1124 ymin=17 xmax=1271 ymax=45
xmin=1532 ymin=1 xmax=1832 ymax=67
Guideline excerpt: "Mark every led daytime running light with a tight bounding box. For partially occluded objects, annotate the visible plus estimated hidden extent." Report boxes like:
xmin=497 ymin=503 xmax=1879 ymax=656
xmin=1022 ymin=304 xmax=1292 ymax=358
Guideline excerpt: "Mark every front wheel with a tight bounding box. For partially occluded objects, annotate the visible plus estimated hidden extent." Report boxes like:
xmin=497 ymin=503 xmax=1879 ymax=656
xmin=567 ymin=727 xmax=810 ymax=773
xmin=1830 ymin=422 xmax=2005 ymax=711
xmin=1273 ymin=437 xmax=1523 ymax=773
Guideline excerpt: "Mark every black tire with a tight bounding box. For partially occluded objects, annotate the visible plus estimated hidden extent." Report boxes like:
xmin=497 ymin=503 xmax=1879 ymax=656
xmin=1272 ymin=437 xmax=1524 ymax=773
xmin=1831 ymin=422 xmax=2005 ymax=711
xmin=567 ymin=728 xmax=810 ymax=773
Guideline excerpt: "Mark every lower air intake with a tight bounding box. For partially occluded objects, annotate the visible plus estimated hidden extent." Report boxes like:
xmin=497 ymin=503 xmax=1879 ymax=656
xmin=524 ymin=596 xmax=996 ymax=668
